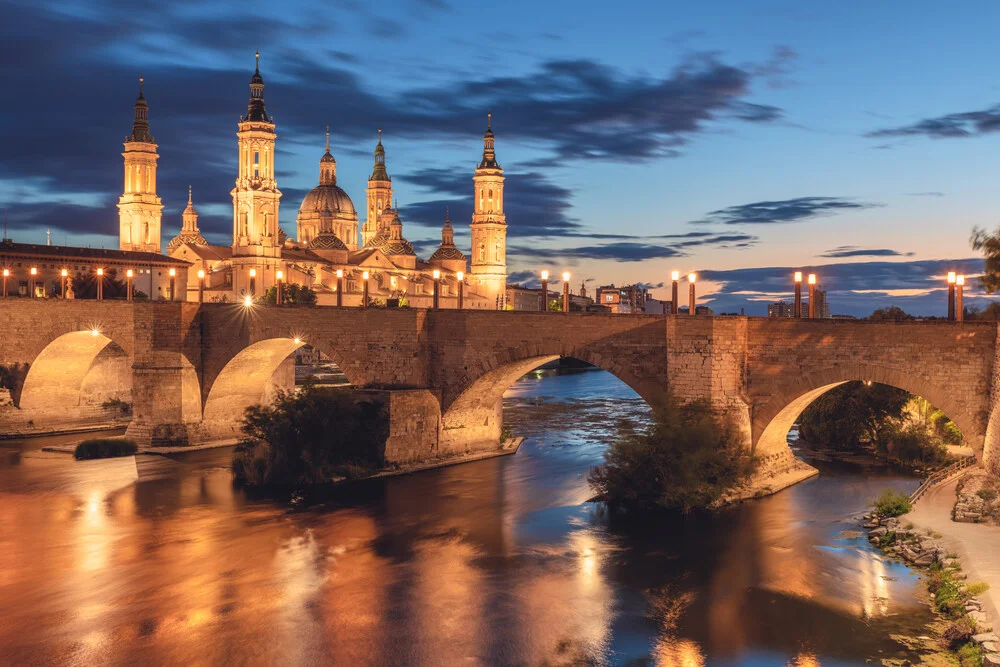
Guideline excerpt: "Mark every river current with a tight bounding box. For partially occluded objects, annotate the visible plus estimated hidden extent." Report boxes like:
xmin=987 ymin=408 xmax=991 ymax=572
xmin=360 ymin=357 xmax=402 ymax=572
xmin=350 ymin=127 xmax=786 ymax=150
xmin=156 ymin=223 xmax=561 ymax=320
xmin=1 ymin=367 xmax=935 ymax=665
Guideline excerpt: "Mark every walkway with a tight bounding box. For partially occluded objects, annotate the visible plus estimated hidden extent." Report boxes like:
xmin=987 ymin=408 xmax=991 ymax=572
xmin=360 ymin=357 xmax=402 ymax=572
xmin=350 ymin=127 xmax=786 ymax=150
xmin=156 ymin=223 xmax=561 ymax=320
xmin=908 ymin=475 xmax=1000 ymax=625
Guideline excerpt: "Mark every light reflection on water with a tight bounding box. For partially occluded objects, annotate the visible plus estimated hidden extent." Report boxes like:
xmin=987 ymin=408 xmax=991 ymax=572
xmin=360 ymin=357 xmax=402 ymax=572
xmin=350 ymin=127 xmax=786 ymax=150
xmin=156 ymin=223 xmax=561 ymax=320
xmin=0 ymin=366 xmax=933 ymax=665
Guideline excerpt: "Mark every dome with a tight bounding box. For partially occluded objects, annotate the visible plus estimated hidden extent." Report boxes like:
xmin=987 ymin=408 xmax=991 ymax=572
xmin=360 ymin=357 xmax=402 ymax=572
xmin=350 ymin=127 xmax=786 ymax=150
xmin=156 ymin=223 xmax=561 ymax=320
xmin=298 ymin=184 xmax=357 ymax=218
xmin=429 ymin=246 xmax=465 ymax=261
xmin=384 ymin=239 xmax=415 ymax=256
xmin=310 ymin=232 xmax=347 ymax=250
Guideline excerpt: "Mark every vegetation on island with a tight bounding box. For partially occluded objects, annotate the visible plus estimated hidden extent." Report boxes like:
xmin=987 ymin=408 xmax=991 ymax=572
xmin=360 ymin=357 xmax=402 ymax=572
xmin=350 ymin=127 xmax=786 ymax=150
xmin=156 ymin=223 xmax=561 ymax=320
xmin=74 ymin=437 xmax=138 ymax=459
xmin=588 ymin=397 xmax=754 ymax=515
xmin=798 ymin=381 xmax=956 ymax=468
xmin=232 ymin=385 xmax=388 ymax=487
xmin=872 ymin=488 xmax=912 ymax=517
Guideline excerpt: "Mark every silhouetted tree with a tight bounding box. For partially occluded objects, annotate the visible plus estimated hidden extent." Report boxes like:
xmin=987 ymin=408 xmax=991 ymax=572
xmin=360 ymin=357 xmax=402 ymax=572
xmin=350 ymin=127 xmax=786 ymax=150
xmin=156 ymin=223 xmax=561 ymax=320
xmin=869 ymin=305 xmax=913 ymax=321
xmin=971 ymin=226 xmax=1000 ymax=293
xmin=258 ymin=283 xmax=318 ymax=306
xmin=70 ymin=269 xmax=146 ymax=300
xmin=799 ymin=382 xmax=910 ymax=451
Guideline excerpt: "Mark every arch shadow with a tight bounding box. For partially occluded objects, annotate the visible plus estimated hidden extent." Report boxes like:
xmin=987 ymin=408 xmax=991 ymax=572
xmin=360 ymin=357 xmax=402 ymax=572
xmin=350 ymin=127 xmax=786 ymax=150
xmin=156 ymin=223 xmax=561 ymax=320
xmin=753 ymin=364 xmax=983 ymax=461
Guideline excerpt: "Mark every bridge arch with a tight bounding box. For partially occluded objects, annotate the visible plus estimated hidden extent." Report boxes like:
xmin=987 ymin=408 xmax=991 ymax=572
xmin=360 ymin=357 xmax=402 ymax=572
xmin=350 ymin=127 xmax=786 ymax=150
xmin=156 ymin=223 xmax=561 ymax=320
xmin=18 ymin=330 xmax=133 ymax=425
xmin=753 ymin=364 xmax=983 ymax=461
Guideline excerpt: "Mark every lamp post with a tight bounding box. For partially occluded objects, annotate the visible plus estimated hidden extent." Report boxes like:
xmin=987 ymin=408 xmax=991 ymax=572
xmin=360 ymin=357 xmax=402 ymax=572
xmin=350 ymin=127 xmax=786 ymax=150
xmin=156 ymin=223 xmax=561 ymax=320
xmin=126 ymin=269 xmax=134 ymax=301
xmin=456 ymin=271 xmax=464 ymax=309
xmin=362 ymin=271 xmax=369 ymax=308
xmin=688 ymin=273 xmax=696 ymax=315
xmin=336 ymin=269 xmax=343 ymax=307
xmin=807 ymin=274 xmax=817 ymax=318
xmin=61 ymin=269 xmax=68 ymax=299
xmin=947 ymin=272 xmax=956 ymax=321
xmin=432 ymin=269 xmax=441 ymax=309
xmin=249 ymin=268 xmax=257 ymax=297
xmin=540 ymin=270 xmax=549 ymax=312
xmin=957 ymin=275 xmax=965 ymax=322
xmin=671 ymin=271 xmax=679 ymax=314
xmin=2 ymin=268 xmax=8 ymax=298
xmin=29 ymin=267 xmax=37 ymax=298
xmin=197 ymin=269 xmax=205 ymax=303
xmin=275 ymin=270 xmax=284 ymax=306
xmin=96 ymin=268 xmax=104 ymax=301
xmin=562 ymin=272 xmax=571 ymax=312
xmin=168 ymin=268 xmax=176 ymax=301
xmin=794 ymin=271 xmax=803 ymax=318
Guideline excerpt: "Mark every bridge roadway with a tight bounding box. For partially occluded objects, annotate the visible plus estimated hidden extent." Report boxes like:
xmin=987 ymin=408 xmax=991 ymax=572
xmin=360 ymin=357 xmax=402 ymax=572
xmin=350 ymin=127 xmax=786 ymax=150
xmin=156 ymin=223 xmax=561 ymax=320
xmin=2 ymin=301 xmax=998 ymax=484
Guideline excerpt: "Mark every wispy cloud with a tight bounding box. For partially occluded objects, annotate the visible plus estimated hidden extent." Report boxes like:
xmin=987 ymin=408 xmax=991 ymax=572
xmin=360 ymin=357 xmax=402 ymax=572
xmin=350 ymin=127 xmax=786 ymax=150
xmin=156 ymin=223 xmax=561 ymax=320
xmin=819 ymin=245 xmax=914 ymax=258
xmin=867 ymin=105 xmax=1000 ymax=139
xmin=692 ymin=196 xmax=881 ymax=226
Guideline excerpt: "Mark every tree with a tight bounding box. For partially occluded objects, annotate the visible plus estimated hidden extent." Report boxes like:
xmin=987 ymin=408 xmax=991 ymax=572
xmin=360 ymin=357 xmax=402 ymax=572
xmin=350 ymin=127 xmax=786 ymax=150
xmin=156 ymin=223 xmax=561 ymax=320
xmin=258 ymin=283 xmax=317 ymax=306
xmin=798 ymin=382 xmax=910 ymax=451
xmin=971 ymin=226 xmax=1000 ymax=293
xmin=869 ymin=306 xmax=913 ymax=321
xmin=70 ymin=269 xmax=146 ymax=300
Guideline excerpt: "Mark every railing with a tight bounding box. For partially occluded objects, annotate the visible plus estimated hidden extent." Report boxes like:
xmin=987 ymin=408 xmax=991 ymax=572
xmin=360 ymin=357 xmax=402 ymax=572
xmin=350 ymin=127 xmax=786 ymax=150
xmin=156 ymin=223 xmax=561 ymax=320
xmin=910 ymin=456 xmax=978 ymax=504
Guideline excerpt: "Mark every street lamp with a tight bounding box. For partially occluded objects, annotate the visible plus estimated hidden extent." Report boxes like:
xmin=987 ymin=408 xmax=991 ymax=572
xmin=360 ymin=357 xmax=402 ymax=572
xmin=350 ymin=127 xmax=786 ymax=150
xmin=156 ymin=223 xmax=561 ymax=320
xmin=671 ymin=271 xmax=680 ymax=314
xmin=688 ymin=273 xmax=696 ymax=315
xmin=432 ymin=269 xmax=441 ymax=309
xmin=947 ymin=271 xmax=957 ymax=321
xmin=275 ymin=269 xmax=284 ymax=306
xmin=562 ymin=271 xmax=571 ymax=312
xmin=243 ymin=294 xmax=253 ymax=307
xmin=456 ymin=270 xmax=465 ymax=310
xmin=1 ymin=268 xmax=8 ymax=298
xmin=126 ymin=269 xmax=134 ymax=301
xmin=540 ymin=270 xmax=549 ymax=312
xmin=30 ymin=267 xmax=37 ymax=298
xmin=197 ymin=269 xmax=205 ymax=303
xmin=807 ymin=273 xmax=817 ymax=318
xmin=249 ymin=268 xmax=257 ymax=297
xmin=335 ymin=269 xmax=343 ymax=307
xmin=957 ymin=275 xmax=965 ymax=322
xmin=61 ymin=269 xmax=69 ymax=299
xmin=168 ymin=267 xmax=176 ymax=301
xmin=362 ymin=271 xmax=370 ymax=308
xmin=96 ymin=268 xmax=104 ymax=301
xmin=794 ymin=271 xmax=803 ymax=318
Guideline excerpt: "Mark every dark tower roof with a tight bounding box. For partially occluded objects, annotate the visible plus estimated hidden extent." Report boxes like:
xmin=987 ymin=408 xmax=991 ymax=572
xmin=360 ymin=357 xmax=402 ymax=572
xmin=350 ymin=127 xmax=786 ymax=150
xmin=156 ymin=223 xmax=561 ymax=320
xmin=477 ymin=110 xmax=500 ymax=170
xmin=127 ymin=77 xmax=154 ymax=143
xmin=369 ymin=128 xmax=391 ymax=182
xmin=243 ymin=51 xmax=269 ymax=123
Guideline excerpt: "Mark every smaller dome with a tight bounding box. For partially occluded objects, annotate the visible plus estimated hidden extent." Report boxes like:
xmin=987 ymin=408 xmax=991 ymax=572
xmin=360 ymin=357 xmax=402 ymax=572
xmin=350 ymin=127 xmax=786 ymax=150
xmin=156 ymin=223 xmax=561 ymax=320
xmin=298 ymin=185 xmax=357 ymax=217
xmin=384 ymin=239 xmax=415 ymax=256
xmin=430 ymin=246 xmax=466 ymax=261
xmin=310 ymin=232 xmax=347 ymax=251
xmin=166 ymin=233 xmax=207 ymax=251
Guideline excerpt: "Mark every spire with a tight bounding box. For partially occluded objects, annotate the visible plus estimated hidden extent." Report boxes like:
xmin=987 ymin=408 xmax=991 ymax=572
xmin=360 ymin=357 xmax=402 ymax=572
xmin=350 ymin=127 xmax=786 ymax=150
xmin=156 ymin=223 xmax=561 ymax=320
xmin=319 ymin=126 xmax=337 ymax=185
xmin=182 ymin=185 xmax=199 ymax=231
xmin=187 ymin=185 xmax=192 ymax=206
xmin=325 ymin=125 xmax=331 ymax=154
xmin=127 ymin=76 xmax=154 ymax=143
xmin=370 ymin=128 xmax=390 ymax=182
xmin=478 ymin=110 xmax=499 ymax=169
xmin=244 ymin=51 xmax=269 ymax=122
xmin=441 ymin=208 xmax=455 ymax=246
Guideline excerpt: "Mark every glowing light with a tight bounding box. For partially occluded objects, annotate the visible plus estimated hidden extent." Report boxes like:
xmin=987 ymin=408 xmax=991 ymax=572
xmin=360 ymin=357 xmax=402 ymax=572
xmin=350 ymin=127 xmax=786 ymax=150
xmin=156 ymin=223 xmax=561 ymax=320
xmin=794 ymin=271 xmax=802 ymax=282
xmin=958 ymin=274 xmax=965 ymax=286
xmin=61 ymin=269 xmax=68 ymax=277
xmin=276 ymin=270 xmax=283 ymax=280
xmin=249 ymin=268 xmax=257 ymax=278
xmin=243 ymin=295 xmax=253 ymax=307
xmin=91 ymin=329 xmax=100 ymax=337
xmin=336 ymin=269 xmax=343 ymax=278
xmin=197 ymin=269 xmax=205 ymax=279
xmin=96 ymin=268 xmax=103 ymax=276
xmin=432 ymin=269 xmax=440 ymax=280
xmin=671 ymin=270 xmax=679 ymax=281
xmin=456 ymin=271 xmax=464 ymax=281
xmin=947 ymin=271 xmax=956 ymax=284
xmin=2 ymin=269 xmax=8 ymax=277
xmin=808 ymin=273 xmax=816 ymax=285
xmin=688 ymin=273 xmax=696 ymax=283
xmin=168 ymin=268 xmax=176 ymax=277
xmin=362 ymin=271 xmax=369 ymax=280
xmin=126 ymin=269 xmax=134 ymax=278
xmin=541 ymin=270 xmax=549 ymax=280
xmin=293 ymin=338 xmax=301 ymax=344
xmin=30 ymin=267 xmax=37 ymax=276
xmin=562 ymin=271 xmax=570 ymax=282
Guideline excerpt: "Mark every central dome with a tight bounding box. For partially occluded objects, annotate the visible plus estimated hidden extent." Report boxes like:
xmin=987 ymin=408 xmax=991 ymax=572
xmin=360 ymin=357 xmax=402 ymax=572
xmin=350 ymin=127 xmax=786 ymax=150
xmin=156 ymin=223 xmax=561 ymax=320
xmin=298 ymin=184 xmax=356 ymax=218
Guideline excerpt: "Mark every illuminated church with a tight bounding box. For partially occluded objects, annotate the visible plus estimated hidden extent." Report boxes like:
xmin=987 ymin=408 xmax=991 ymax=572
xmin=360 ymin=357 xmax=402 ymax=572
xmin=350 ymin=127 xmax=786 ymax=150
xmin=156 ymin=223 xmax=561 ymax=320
xmin=127 ymin=54 xmax=507 ymax=308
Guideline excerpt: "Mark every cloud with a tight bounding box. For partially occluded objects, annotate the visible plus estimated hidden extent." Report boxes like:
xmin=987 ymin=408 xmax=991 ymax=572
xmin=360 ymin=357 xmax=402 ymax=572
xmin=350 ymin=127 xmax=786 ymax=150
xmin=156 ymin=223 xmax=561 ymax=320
xmin=867 ymin=105 xmax=1000 ymax=139
xmin=508 ymin=232 xmax=757 ymax=263
xmin=693 ymin=196 xmax=881 ymax=226
xmin=906 ymin=191 xmax=945 ymax=197
xmin=818 ymin=246 xmax=914 ymax=258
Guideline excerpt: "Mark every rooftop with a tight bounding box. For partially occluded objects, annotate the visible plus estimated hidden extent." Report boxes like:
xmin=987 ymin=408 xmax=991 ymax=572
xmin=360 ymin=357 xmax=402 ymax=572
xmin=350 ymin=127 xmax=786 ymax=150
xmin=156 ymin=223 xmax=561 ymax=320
xmin=0 ymin=240 xmax=191 ymax=266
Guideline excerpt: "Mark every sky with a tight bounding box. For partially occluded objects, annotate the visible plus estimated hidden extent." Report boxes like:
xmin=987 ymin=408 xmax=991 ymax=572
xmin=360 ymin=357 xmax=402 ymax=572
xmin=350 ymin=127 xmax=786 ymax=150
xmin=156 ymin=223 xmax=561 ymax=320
xmin=2 ymin=0 xmax=1000 ymax=315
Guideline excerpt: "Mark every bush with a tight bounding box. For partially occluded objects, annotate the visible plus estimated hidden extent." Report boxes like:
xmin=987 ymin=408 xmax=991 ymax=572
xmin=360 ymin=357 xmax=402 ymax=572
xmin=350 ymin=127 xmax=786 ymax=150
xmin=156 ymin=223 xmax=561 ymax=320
xmin=74 ymin=438 xmax=138 ymax=459
xmin=943 ymin=616 xmax=977 ymax=648
xmin=258 ymin=283 xmax=317 ymax=306
xmin=957 ymin=642 xmax=984 ymax=667
xmin=873 ymin=489 xmax=912 ymax=517
xmin=588 ymin=398 xmax=754 ymax=515
xmin=878 ymin=422 xmax=949 ymax=466
xmin=977 ymin=488 xmax=998 ymax=502
xmin=232 ymin=386 xmax=388 ymax=487
xmin=100 ymin=397 xmax=132 ymax=417
xmin=966 ymin=581 xmax=990 ymax=597
xmin=798 ymin=381 xmax=909 ymax=451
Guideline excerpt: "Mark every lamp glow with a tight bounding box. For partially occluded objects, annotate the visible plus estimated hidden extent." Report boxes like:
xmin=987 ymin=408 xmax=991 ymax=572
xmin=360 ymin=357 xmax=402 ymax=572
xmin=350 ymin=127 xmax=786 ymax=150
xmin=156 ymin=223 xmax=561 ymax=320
xmin=688 ymin=273 xmax=696 ymax=283
xmin=958 ymin=275 xmax=965 ymax=285
xmin=947 ymin=272 xmax=956 ymax=284
xmin=197 ymin=269 xmax=205 ymax=279
xmin=97 ymin=268 xmax=103 ymax=276
xmin=249 ymin=268 xmax=257 ymax=278
xmin=562 ymin=271 xmax=570 ymax=282
xmin=243 ymin=295 xmax=253 ymax=307
xmin=169 ymin=268 xmax=176 ymax=277
xmin=808 ymin=274 xmax=816 ymax=285
xmin=456 ymin=271 xmax=464 ymax=281
xmin=541 ymin=270 xmax=549 ymax=280
xmin=30 ymin=267 xmax=37 ymax=276
xmin=293 ymin=337 xmax=301 ymax=344
xmin=362 ymin=271 xmax=369 ymax=280
xmin=2 ymin=269 xmax=8 ymax=277
xmin=433 ymin=269 xmax=440 ymax=280
xmin=794 ymin=271 xmax=802 ymax=282
xmin=336 ymin=269 xmax=343 ymax=278
xmin=276 ymin=270 xmax=283 ymax=280
xmin=126 ymin=269 xmax=134 ymax=278
xmin=671 ymin=271 xmax=680 ymax=281
xmin=91 ymin=329 xmax=100 ymax=337
xmin=61 ymin=269 xmax=68 ymax=277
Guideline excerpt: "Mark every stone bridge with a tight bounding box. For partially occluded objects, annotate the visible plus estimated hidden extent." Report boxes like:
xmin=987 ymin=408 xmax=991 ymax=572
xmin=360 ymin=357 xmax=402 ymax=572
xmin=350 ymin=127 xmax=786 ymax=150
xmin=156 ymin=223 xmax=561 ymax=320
xmin=2 ymin=301 xmax=999 ymax=479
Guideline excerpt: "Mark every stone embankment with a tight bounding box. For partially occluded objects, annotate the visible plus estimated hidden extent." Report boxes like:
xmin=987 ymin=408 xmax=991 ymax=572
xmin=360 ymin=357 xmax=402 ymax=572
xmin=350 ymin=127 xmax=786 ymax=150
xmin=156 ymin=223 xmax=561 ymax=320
xmin=953 ymin=469 xmax=1000 ymax=524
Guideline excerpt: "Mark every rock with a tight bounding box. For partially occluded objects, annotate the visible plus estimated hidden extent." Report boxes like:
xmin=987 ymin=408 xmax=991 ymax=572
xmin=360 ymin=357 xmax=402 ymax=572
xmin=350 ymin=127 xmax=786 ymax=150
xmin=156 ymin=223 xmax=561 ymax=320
xmin=985 ymin=653 xmax=1000 ymax=667
xmin=983 ymin=641 xmax=1000 ymax=653
xmin=870 ymin=526 xmax=888 ymax=537
xmin=913 ymin=552 xmax=937 ymax=566
xmin=972 ymin=632 xmax=998 ymax=645
xmin=862 ymin=521 xmax=879 ymax=529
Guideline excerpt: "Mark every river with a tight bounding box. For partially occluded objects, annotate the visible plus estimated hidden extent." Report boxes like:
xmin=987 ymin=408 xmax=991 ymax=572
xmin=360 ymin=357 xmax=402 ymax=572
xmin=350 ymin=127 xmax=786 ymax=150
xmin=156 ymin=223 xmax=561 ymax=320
xmin=0 ymin=366 xmax=936 ymax=665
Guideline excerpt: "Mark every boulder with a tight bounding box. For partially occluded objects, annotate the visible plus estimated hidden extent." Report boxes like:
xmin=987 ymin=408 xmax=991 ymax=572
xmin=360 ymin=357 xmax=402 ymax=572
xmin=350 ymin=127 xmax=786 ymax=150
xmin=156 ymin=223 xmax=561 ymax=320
xmin=984 ymin=653 xmax=1000 ymax=667
xmin=869 ymin=526 xmax=888 ymax=537
xmin=974 ymin=632 xmax=1000 ymax=644
xmin=913 ymin=552 xmax=937 ymax=566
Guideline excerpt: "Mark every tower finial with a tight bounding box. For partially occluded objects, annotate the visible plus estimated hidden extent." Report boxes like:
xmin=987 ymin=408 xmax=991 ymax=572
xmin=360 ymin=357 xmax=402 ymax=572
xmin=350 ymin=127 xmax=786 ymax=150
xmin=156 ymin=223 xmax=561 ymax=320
xmin=377 ymin=128 xmax=383 ymax=144
xmin=188 ymin=185 xmax=193 ymax=204
xmin=487 ymin=109 xmax=491 ymax=129
xmin=325 ymin=125 xmax=330 ymax=153
xmin=255 ymin=50 xmax=260 ymax=71
xmin=138 ymin=75 xmax=144 ymax=96
xmin=445 ymin=205 xmax=450 ymax=222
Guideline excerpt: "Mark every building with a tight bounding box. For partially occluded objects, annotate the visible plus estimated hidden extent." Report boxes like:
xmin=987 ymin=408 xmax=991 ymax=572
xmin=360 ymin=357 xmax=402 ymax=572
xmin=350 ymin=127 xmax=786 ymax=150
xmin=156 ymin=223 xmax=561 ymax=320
xmin=644 ymin=298 xmax=671 ymax=314
xmin=505 ymin=284 xmax=594 ymax=311
xmin=595 ymin=284 xmax=651 ymax=314
xmin=812 ymin=287 xmax=831 ymax=319
xmin=97 ymin=54 xmax=503 ymax=308
xmin=768 ymin=301 xmax=795 ymax=318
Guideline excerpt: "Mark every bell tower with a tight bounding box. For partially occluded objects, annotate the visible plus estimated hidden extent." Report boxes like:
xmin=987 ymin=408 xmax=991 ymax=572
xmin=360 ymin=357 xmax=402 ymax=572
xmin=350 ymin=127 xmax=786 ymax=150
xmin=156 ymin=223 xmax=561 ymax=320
xmin=231 ymin=52 xmax=282 ymax=297
xmin=470 ymin=112 xmax=507 ymax=307
xmin=118 ymin=77 xmax=163 ymax=253
xmin=363 ymin=129 xmax=393 ymax=247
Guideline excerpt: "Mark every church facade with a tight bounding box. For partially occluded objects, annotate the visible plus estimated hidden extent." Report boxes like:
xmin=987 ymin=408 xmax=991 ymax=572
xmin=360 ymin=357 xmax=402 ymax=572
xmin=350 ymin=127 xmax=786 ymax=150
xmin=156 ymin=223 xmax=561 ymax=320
xmin=156 ymin=54 xmax=507 ymax=308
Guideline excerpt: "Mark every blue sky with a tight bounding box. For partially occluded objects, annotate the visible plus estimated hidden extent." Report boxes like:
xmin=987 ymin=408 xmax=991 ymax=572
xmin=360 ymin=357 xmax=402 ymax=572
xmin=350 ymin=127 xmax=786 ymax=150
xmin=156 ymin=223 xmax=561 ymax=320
xmin=2 ymin=0 xmax=1000 ymax=315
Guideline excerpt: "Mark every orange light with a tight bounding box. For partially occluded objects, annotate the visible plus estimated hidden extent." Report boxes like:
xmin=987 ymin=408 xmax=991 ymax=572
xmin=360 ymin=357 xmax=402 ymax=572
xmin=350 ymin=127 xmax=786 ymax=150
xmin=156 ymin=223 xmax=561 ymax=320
xmin=126 ymin=269 xmax=134 ymax=278
xmin=456 ymin=271 xmax=464 ymax=281
xmin=957 ymin=275 xmax=965 ymax=286
xmin=808 ymin=274 xmax=816 ymax=285
xmin=2 ymin=269 xmax=8 ymax=277
xmin=688 ymin=273 xmax=696 ymax=283
xmin=276 ymin=270 xmax=283 ymax=280
xmin=61 ymin=269 xmax=68 ymax=277
xmin=197 ymin=269 xmax=205 ymax=279
xmin=91 ymin=329 xmax=100 ymax=337
xmin=794 ymin=271 xmax=802 ymax=282
xmin=96 ymin=268 xmax=103 ymax=276
xmin=562 ymin=271 xmax=570 ymax=282
xmin=541 ymin=270 xmax=549 ymax=280
xmin=169 ymin=268 xmax=176 ymax=277
xmin=249 ymin=268 xmax=256 ymax=278
xmin=432 ymin=269 xmax=440 ymax=280
xmin=243 ymin=295 xmax=253 ymax=307
xmin=362 ymin=271 xmax=369 ymax=280
xmin=293 ymin=337 xmax=301 ymax=344
xmin=671 ymin=271 xmax=680 ymax=281
xmin=336 ymin=269 xmax=343 ymax=278
xmin=947 ymin=272 xmax=956 ymax=284
xmin=30 ymin=267 xmax=37 ymax=276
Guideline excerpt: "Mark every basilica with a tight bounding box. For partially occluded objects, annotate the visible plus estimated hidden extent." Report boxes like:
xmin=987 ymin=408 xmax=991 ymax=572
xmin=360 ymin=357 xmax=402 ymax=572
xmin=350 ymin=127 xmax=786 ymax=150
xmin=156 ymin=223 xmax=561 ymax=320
xmin=119 ymin=54 xmax=508 ymax=308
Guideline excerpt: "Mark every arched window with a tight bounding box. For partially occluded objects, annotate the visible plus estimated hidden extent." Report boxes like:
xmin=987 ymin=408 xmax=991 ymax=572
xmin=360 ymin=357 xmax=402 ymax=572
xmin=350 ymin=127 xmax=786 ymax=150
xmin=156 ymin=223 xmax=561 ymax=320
xmin=144 ymin=221 xmax=150 ymax=244
xmin=478 ymin=243 xmax=486 ymax=262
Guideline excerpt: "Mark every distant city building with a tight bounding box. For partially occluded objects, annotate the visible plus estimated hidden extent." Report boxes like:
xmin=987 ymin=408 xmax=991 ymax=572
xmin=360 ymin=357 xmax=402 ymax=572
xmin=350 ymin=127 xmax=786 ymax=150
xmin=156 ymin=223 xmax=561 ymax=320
xmin=768 ymin=301 xmax=795 ymax=318
xmin=505 ymin=284 xmax=594 ymax=311
xmin=595 ymin=284 xmax=650 ymax=314
xmin=677 ymin=305 xmax=714 ymax=316
xmin=644 ymin=298 xmax=671 ymax=314
xmin=813 ymin=287 xmax=831 ymax=318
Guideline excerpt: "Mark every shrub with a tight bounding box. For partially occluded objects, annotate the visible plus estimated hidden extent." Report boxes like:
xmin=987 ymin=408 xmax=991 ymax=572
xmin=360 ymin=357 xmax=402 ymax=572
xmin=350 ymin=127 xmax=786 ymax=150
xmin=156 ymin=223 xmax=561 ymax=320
xmin=872 ymin=489 xmax=912 ymax=517
xmin=100 ymin=397 xmax=132 ymax=417
xmin=976 ymin=488 xmax=998 ymax=502
xmin=957 ymin=641 xmax=983 ymax=667
xmin=943 ymin=616 xmax=977 ymax=648
xmin=966 ymin=581 xmax=990 ymax=597
xmin=588 ymin=397 xmax=754 ymax=515
xmin=74 ymin=438 xmax=138 ymax=459
xmin=879 ymin=422 xmax=949 ymax=466
xmin=232 ymin=386 xmax=388 ymax=487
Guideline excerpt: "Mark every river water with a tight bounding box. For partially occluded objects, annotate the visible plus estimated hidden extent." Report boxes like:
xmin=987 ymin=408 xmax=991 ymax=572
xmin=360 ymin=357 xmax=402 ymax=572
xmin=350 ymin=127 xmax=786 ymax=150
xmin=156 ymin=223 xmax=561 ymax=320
xmin=0 ymin=367 xmax=936 ymax=665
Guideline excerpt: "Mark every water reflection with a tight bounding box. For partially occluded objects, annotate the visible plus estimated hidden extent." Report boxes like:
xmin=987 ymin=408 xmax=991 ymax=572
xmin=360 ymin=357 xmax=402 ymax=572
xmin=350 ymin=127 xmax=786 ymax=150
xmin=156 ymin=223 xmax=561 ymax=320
xmin=0 ymin=367 xmax=933 ymax=665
